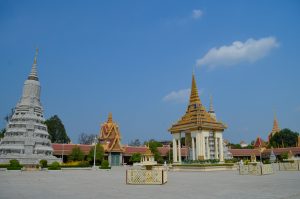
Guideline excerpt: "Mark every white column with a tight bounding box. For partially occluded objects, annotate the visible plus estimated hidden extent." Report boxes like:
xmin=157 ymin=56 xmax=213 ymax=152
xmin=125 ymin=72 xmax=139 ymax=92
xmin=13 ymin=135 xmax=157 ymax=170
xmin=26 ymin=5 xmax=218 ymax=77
xmin=201 ymin=134 xmax=205 ymax=159
xmin=173 ymin=137 xmax=177 ymax=163
xmin=215 ymin=137 xmax=219 ymax=159
xmin=196 ymin=134 xmax=200 ymax=160
xmin=219 ymin=138 xmax=224 ymax=162
xmin=206 ymin=137 xmax=210 ymax=159
xmin=192 ymin=137 xmax=195 ymax=160
xmin=178 ymin=138 xmax=182 ymax=163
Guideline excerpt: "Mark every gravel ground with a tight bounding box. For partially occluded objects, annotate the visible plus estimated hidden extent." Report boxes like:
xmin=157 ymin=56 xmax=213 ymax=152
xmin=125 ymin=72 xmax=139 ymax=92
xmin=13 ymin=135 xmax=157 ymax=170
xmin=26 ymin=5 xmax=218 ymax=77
xmin=0 ymin=167 xmax=299 ymax=199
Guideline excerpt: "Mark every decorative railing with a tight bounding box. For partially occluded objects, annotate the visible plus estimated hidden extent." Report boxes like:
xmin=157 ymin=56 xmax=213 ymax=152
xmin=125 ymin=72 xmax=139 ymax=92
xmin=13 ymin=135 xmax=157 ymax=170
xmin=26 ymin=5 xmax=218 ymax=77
xmin=239 ymin=164 xmax=274 ymax=175
xmin=279 ymin=161 xmax=300 ymax=171
xmin=126 ymin=169 xmax=167 ymax=185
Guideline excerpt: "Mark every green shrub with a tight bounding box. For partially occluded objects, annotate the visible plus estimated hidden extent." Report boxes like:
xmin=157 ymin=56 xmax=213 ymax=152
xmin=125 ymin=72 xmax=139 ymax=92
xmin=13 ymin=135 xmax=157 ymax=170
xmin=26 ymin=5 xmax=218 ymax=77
xmin=100 ymin=160 xmax=110 ymax=169
xmin=48 ymin=161 xmax=61 ymax=170
xmin=263 ymin=159 xmax=271 ymax=164
xmin=10 ymin=159 xmax=20 ymax=167
xmin=7 ymin=159 xmax=22 ymax=170
xmin=39 ymin=159 xmax=48 ymax=168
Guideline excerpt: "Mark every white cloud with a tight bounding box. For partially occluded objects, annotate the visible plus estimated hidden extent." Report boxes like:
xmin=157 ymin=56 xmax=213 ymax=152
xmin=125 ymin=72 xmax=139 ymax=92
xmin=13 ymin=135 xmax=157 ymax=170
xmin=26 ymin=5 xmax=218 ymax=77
xmin=163 ymin=88 xmax=204 ymax=103
xmin=192 ymin=9 xmax=203 ymax=19
xmin=163 ymin=89 xmax=191 ymax=103
xmin=196 ymin=37 xmax=279 ymax=69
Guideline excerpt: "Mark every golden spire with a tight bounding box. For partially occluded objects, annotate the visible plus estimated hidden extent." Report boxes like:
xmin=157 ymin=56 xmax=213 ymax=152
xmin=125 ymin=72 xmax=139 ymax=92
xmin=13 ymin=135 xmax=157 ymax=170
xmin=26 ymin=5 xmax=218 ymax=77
xmin=107 ymin=112 xmax=113 ymax=123
xmin=189 ymin=73 xmax=201 ymax=105
xmin=272 ymin=112 xmax=280 ymax=134
xmin=28 ymin=48 xmax=39 ymax=81
xmin=209 ymin=95 xmax=214 ymax=112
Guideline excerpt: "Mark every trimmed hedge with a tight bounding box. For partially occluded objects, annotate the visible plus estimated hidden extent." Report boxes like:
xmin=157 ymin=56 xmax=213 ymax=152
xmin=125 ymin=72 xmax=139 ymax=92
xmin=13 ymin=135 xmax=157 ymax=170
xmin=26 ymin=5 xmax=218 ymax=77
xmin=183 ymin=159 xmax=220 ymax=164
xmin=61 ymin=161 xmax=91 ymax=168
xmin=0 ymin=164 xmax=10 ymax=168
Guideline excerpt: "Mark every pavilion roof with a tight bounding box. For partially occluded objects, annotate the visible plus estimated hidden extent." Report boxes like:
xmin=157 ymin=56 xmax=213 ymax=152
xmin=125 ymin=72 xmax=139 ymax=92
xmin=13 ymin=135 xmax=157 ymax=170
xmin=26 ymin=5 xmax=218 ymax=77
xmin=169 ymin=74 xmax=227 ymax=133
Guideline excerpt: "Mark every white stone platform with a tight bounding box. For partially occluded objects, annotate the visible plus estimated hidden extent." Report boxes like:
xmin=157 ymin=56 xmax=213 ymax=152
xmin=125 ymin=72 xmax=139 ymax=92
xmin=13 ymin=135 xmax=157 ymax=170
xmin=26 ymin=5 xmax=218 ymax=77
xmin=0 ymin=167 xmax=299 ymax=199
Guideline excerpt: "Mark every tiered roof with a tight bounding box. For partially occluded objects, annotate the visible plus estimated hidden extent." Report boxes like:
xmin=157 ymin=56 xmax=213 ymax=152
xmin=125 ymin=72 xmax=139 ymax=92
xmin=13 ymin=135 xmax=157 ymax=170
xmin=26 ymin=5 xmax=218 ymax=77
xmin=169 ymin=74 xmax=227 ymax=133
xmin=99 ymin=113 xmax=124 ymax=152
xmin=254 ymin=136 xmax=267 ymax=148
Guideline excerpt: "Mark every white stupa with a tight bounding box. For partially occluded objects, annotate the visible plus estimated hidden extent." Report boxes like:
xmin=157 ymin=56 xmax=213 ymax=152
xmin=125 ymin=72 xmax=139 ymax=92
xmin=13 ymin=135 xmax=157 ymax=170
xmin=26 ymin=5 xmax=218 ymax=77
xmin=0 ymin=49 xmax=59 ymax=165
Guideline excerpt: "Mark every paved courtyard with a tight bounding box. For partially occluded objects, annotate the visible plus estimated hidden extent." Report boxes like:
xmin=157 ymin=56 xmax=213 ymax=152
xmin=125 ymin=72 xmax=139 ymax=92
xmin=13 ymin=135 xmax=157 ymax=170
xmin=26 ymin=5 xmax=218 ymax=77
xmin=0 ymin=167 xmax=299 ymax=199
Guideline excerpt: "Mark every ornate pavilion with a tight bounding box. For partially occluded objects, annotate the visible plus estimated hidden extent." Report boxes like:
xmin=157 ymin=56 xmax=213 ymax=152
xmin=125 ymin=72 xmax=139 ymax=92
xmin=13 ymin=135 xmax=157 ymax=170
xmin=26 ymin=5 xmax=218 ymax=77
xmin=169 ymin=74 xmax=227 ymax=163
xmin=99 ymin=113 xmax=124 ymax=166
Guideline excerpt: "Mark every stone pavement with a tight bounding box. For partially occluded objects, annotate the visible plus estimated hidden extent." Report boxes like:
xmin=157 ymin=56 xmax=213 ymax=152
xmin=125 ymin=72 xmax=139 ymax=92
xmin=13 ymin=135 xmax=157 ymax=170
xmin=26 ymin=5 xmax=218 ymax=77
xmin=0 ymin=167 xmax=299 ymax=199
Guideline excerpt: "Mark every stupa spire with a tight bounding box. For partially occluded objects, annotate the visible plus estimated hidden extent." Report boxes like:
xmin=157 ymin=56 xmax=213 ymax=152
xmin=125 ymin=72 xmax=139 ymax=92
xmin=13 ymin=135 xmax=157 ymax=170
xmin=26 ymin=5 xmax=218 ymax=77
xmin=28 ymin=48 xmax=39 ymax=81
xmin=208 ymin=95 xmax=217 ymax=120
xmin=189 ymin=73 xmax=201 ymax=105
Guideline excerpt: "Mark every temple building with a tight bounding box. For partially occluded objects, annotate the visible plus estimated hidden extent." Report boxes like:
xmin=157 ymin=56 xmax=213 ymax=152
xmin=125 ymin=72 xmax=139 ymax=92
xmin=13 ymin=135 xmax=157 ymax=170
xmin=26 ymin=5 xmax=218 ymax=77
xmin=268 ymin=114 xmax=281 ymax=141
xmin=99 ymin=113 xmax=124 ymax=166
xmin=0 ymin=49 xmax=59 ymax=165
xmin=168 ymin=74 xmax=227 ymax=163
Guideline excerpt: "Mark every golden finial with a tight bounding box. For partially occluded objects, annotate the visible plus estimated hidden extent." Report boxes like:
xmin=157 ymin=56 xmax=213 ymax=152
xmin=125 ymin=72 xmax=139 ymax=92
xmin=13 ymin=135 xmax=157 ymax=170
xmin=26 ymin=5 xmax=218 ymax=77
xmin=108 ymin=112 xmax=113 ymax=123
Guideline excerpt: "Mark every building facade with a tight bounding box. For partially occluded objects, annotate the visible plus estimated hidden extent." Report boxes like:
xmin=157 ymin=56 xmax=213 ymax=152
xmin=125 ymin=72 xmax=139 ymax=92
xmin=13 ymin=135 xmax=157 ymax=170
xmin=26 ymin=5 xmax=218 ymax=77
xmin=169 ymin=74 xmax=227 ymax=163
xmin=0 ymin=49 xmax=59 ymax=165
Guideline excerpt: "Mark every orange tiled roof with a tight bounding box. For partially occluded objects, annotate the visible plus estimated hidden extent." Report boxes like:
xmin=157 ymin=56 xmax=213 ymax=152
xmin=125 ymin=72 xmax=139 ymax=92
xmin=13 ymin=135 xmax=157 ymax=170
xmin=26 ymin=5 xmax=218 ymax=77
xmin=52 ymin=143 xmax=93 ymax=155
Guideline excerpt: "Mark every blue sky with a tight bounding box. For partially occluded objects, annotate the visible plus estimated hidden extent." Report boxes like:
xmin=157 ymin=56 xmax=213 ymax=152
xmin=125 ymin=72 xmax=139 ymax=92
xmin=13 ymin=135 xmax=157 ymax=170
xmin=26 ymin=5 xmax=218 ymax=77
xmin=0 ymin=0 xmax=299 ymax=144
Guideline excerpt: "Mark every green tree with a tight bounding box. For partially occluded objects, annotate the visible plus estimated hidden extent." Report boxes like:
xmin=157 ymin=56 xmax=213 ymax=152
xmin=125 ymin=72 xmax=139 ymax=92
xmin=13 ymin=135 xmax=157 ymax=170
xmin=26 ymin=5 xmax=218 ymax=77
xmin=129 ymin=153 xmax=141 ymax=164
xmin=129 ymin=139 xmax=141 ymax=146
xmin=45 ymin=115 xmax=70 ymax=143
xmin=78 ymin=133 xmax=97 ymax=144
xmin=69 ymin=146 xmax=84 ymax=161
xmin=0 ymin=128 xmax=5 ymax=139
xmin=228 ymin=143 xmax=242 ymax=149
xmin=269 ymin=128 xmax=299 ymax=148
xmin=87 ymin=144 xmax=104 ymax=165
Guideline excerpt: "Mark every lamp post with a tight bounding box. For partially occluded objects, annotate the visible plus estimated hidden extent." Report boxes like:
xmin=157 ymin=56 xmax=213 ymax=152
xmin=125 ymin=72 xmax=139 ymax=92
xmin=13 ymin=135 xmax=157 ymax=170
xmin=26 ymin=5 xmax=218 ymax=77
xmin=93 ymin=136 xmax=98 ymax=169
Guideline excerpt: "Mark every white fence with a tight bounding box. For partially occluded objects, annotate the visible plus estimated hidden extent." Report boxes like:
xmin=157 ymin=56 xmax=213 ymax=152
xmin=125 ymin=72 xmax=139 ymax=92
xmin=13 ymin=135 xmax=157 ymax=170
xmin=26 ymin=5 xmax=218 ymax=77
xmin=126 ymin=169 xmax=167 ymax=185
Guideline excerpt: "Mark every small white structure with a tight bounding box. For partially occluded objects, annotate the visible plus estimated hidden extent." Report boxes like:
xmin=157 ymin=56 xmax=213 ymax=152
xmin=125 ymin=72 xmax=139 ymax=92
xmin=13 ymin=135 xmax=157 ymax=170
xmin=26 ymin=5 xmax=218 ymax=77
xmin=141 ymin=147 xmax=157 ymax=166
